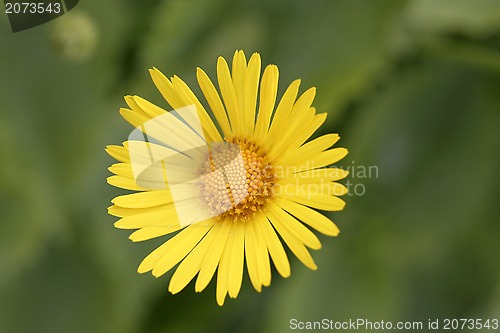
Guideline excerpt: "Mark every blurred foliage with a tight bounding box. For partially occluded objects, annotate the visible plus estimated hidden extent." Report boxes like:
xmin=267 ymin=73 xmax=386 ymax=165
xmin=1 ymin=0 xmax=500 ymax=332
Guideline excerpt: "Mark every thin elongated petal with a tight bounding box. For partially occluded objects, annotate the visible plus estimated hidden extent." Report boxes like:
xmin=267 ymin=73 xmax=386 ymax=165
xmin=254 ymin=64 xmax=279 ymax=141
xmin=108 ymin=162 xmax=167 ymax=186
xmin=266 ymin=206 xmax=318 ymax=270
xmin=253 ymin=219 xmax=272 ymax=287
xmin=244 ymin=221 xmax=262 ymax=291
xmin=149 ymin=68 xmax=222 ymax=143
xmin=128 ymin=95 xmax=166 ymax=119
xmin=276 ymin=197 xmax=340 ymax=236
xmin=171 ymin=75 xmax=222 ymax=143
xmin=129 ymin=225 xmax=183 ymax=242
xmin=197 ymin=67 xmax=232 ymax=137
xmin=255 ymin=213 xmax=291 ymax=278
xmin=289 ymin=148 xmax=349 ymax=171
xmin=168 ymin=222 xmax=221 ymax=294
xmin=108 ymin=204 xmax=182 ymax=219
xmin=195 ymin=220 xmax=231 ymax=292
xmin=150 ymin=220 xmax=214 ymax=277
xmin=280 ymin=188 xmax=346 ymax=211
xmin=119 ymin=108 xmax=148 ymax=129
xmin=276 ymin=179 xmax=348 ymax=197
xmin=112 ymin=190 xmax=173 ymax=208
xmin=107 ymin=175 xmax=149 ymax=191
xmin=105 ymin=145 xmax=130 ymax=163
xmin=227 ymin=221 xmax=245 ymax=298
xmin=217 ymin=56 xmax=241 ymax=136
xmin=149 ymin=67 xmax=184 ymax=108
xmin=267 ymin=202 xmax=321 ymax=250
xmin=216 ymin=221 xmax=236 ymax=306
xmin=242 ymin=52 xmax=261 ymax=136
xmin=268 ymin=104 xmax=315 ymax=161
xmin=286 ymin=112 xmax=327 ymax=151
xmin=265 ymin=79 xmax=301 ymax=148
xmin=232 ymin=50 xmax=247 ymax=116
xmin=134 ymin=95 xmax=208 ymax=149
xmin=278 ymin=172 xmax=348 ymax=186
xmin=114 ymin=204 xmax=179 ymax=229
xmin=136 ymin=221 xmax=212 ymax=274
xmin=278 ymin=134 xmax=340 ymax=165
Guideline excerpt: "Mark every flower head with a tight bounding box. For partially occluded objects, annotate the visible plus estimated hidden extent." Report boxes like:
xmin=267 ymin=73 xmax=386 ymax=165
xmin=106 ymin=50 xmax=348 ymax=305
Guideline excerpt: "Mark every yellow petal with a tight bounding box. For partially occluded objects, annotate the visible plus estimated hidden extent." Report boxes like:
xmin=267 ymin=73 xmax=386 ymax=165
xmin=242 ymin=52 xmax=261 ymax=137
xmin=171 ymin=75 xmax=222 ymax=143
xmin=280 ymin=188 xmax=346 ymax=211
xmin=168 ymin=222 xmax=221 ymax=294
xmin=108 ymin=163 xmax=134 ymax=178
xmin=195 ymin=220 xmax=231 ymax=292
xmin=254 ymin=64 xmax=279 ymax=141
xmin=244 ymin=221 xmax=262 ymax=292
xmin=107 ymin=175 xmax=149 ymax=191
xmin=225 ymin=222 xmax=244 ymax=298
xmin=133 ymin=95 xmax=207 ymax=150
xmin=196 ymin=67 xmax=232 ymax=137
xmin=144 ymin=220 xmax=214 ymax=277
xmin=149 ymin=67 xmax=222 ymax=143
xmin=216 ymin=221 xmax=235 ymax=306
xmin=137 ymin=225 xmax=187 ymax=273
xmin=255 ymin=213 xmax=291 ymax=278
xmin=231 ymin=50 xmax=247 ymax=125
xmin=265 ymin=79 xmax=300 ymax=147
xmin=253 ymin=220 xmax=271 ymax=287
xmin=278 ymin=133 xmax=340 ymax=166
xmin=108 ymin=162 xmax=166 ymax=186
xmin=276 ymin=198 xmax=340 ymax=236
xmin=289 ymin=148 xmax=349 ymax=171
xmin=149 ymin=67 xmax=184 ymax=110
xmin=267 ymin=202 xmax=322 ymax=250
xmin=114 ymin=204 xmax=179 ymax=229
xmin=266 ymin=204 xmax=318 ymax=270
xmin=268 ymin=102 xmax=315 ymax=161
xmin=108 ymin=205 xmax=167 ymax=218
xmin=112 ymin=190 xmax=173 ymax=208
xmin=286 ymin=112 xmax=327 ymax=151
xmin=105 ymin=145 xmax=130 ymax=163
xmin=129 ymin=225 xmax=183 ymax=242
xmin=217 ymin=56 xmax=241 ymax=136
xmin=276 ymin=180 xmax=348 ymax=197
xmin=120 ymin=108 xmax=176 ymax=149
xmin=278 ymin=167 xmax=349 ymax=184
xmin=124 ymin=96 xmax=150 ymax=120
xmin=119 ymin=107 xmax=148 ymax=129
xmin=126 ymin=95 xmax=166 ymax=119
xmin=288 ymin=87 xmax=316 ymax=120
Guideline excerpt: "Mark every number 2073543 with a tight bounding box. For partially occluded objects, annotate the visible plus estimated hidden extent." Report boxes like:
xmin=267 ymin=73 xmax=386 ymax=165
xmin=5 ymin=2 xmax=62 ymax=14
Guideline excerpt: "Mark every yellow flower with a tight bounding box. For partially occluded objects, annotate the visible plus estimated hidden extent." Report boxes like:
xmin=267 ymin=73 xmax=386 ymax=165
xmin=106 ymin=50 xmax=349 ymax=305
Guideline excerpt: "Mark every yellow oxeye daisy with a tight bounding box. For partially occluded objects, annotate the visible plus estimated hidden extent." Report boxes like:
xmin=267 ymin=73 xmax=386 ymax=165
xmin=106 ymin=50 xmax=349 ymax=306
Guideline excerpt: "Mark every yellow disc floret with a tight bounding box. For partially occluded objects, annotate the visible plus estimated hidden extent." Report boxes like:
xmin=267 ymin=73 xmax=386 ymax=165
xmin=198 ymin=138 xmax=275 ymax=221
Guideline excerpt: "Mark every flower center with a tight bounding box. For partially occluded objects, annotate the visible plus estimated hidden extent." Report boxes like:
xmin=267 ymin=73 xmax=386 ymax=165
xmin=198 ymin=138 xmax=275 ymax=221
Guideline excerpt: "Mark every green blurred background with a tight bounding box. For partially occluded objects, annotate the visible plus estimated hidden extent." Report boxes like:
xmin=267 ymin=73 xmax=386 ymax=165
xmin=1 ymin=1 xmax=500 ymax=332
